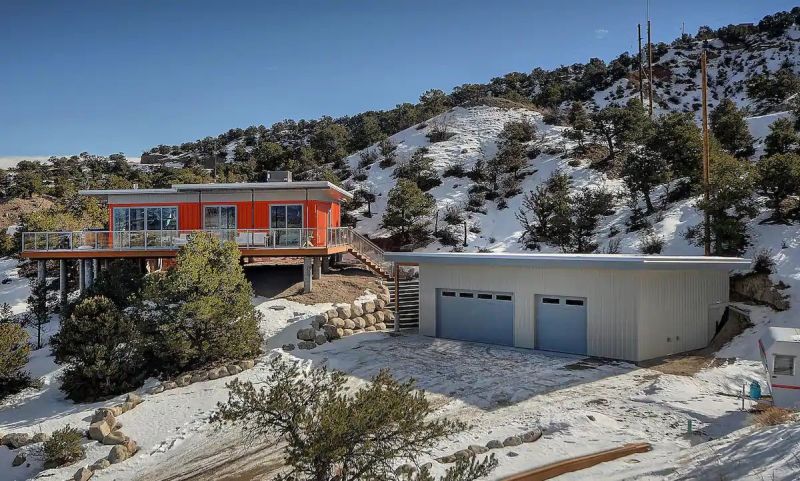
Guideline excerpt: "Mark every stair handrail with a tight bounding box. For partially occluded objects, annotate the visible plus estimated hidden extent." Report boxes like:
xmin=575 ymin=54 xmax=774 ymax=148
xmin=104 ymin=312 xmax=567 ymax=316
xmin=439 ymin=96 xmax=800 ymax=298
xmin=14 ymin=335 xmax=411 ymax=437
xmin=348 ymin=228 xmax=393 ymax=275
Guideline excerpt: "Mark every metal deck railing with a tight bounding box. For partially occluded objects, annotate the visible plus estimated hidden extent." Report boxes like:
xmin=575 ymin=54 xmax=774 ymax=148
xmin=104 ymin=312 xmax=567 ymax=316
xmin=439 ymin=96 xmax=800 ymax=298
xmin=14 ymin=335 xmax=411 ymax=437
xmin=21 ymin=227 xmax=352 ymax=252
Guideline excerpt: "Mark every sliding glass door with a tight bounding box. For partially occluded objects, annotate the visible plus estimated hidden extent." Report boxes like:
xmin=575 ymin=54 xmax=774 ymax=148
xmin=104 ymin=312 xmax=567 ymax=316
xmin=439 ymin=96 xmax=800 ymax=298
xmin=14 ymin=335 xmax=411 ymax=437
xmin=112 ymin=206 xmax=177 ymax=248
xmin=204 ymin=205 xmax=237 ymax=242
xmin=270 ymin=204 xmax=303 ymax=247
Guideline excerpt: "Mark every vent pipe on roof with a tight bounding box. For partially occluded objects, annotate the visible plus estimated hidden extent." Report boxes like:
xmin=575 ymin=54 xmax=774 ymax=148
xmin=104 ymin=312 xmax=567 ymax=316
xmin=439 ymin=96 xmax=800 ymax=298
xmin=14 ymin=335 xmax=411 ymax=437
xmin=133 ymin=183 xmax=139 ymax=189
xmin=265 ymin=171 xmax=292 ymax=182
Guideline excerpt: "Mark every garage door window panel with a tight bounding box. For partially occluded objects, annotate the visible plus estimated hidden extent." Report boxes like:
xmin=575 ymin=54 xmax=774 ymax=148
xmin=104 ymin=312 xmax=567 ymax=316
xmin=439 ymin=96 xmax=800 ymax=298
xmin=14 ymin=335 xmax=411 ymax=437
xmin=436 ymin=289 xmax=514 ymax=346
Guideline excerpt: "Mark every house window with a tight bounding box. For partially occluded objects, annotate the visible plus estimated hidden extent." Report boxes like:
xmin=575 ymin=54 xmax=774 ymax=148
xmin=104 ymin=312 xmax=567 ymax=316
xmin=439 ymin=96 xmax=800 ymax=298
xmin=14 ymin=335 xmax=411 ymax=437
xmin=270 ymin=204 xmax=304 ymax=247
xmin=774 ymin=354 xmax=795 ymax=376
xmin=113 ymin=207 xmax=177 ymax=231
xmin=204 ymin=206 xmax=237 ymax=230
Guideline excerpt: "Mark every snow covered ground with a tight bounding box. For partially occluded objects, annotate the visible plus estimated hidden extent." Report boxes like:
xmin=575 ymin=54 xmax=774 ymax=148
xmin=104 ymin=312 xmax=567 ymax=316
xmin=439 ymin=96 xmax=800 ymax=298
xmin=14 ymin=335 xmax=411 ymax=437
xmin=0 ymin=251 xmax=797 ymax=480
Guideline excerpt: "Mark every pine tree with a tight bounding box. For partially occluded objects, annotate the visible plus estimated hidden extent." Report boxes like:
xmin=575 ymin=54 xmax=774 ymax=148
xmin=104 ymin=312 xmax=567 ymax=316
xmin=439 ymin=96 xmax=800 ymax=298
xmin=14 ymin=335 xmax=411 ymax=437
xmin=213 ymin=357 xmax=497 ymax=481
xmin=381 ymin=179 xmax=435 ymax=244
xmin=392 ymin=149 xmax=441 ymax=191
xmin=566 ymin=101 xmax=592 ymax=146
xmin=51 ymin=296 xmax=146 ymax=401
xmin=647 ymin=112 xmax=703 ymax=180
xmin=710 ymin=99 xmax=755 ymax=158
xmin=0 ymin=322 xmax=30 ymax=396
xmin=621 ymin=148 xmax=669 ymax=214
xmin=26 ymin=278 xmax=55 ymax=349
xmin=756 ymin=152 xmax=800 ymax=221
xmin=138 ymin=233 xmax=263 ymax=372
xmin=686 ymin=150 xmax=757 ymax=256
xmin=764 ymin=117 xmax=799 ymax=156
xmin=352 ymin=115 xmax=385 ymax=150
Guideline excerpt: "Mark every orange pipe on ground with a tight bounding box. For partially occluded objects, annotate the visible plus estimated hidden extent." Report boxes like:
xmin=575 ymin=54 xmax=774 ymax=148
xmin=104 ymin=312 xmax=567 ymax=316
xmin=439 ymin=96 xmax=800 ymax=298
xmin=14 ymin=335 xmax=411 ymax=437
xmin=502 ymin=443 xmax=652 ymax=481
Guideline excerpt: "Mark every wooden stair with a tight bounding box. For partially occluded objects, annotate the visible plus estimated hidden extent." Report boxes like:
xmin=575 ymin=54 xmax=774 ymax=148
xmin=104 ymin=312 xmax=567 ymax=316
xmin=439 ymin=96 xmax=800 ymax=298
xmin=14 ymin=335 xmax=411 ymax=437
xmin=349 ymin=247 xmax=392 ymax=279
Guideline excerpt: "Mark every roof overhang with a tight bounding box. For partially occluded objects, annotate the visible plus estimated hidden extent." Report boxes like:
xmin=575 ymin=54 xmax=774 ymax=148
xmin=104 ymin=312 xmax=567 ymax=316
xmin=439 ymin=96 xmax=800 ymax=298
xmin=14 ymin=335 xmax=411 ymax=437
xmin=79 ymin=181 xmax=353 ymax=200
xmin=384 ymin=252 xmax=751 ymax=271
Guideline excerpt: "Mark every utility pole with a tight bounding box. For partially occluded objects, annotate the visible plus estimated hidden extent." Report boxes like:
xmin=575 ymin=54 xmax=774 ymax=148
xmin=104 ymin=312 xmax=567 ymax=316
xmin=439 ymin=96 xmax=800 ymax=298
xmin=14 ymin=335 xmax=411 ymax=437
xmin=700 ymin=50 xmax=711 ymax=256
xmin=647 ymin=20 xmax=654 ymax=116
xmin=638 ymin=24 xmax=644 ymax=105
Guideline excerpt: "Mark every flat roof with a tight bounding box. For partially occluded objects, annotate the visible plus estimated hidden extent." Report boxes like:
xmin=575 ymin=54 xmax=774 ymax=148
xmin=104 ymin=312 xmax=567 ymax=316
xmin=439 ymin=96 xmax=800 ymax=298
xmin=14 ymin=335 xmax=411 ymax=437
xmin=79 ymin=181 xmax=353 ymax=199
xmin=764 ymin=327 xmax=800 ymax=344
xmin=385 ymin=252 xmax=751 ymax=270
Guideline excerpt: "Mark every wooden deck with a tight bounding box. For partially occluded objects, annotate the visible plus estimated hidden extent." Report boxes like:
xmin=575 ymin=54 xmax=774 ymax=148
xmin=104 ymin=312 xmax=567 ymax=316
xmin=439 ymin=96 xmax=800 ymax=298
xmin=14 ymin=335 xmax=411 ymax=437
xmin=21 ymin=244 xmax=350 ymax=260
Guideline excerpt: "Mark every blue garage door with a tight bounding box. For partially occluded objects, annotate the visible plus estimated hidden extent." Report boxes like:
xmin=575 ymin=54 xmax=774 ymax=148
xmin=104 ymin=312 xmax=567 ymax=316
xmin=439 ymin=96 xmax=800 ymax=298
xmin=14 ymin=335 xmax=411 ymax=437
xmin=436 ymin=289 xmax=514 ymax=346
xmin=535 ymin=295 xmax=587 ymax=355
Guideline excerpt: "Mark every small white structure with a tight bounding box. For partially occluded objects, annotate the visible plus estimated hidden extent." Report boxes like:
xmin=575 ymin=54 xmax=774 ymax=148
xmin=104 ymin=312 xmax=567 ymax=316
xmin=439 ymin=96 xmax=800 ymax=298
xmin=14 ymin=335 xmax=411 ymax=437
xmin=386 ymin=252 xmax=750 ymax=362
xmin=759 ymin=327 xmax=800 ymax=408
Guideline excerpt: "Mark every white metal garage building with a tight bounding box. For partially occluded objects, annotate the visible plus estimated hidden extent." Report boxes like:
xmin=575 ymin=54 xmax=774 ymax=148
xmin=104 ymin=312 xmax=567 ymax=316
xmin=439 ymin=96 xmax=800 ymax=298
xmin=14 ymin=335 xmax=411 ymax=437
xmin=385 ymin=252 xmax=750 ymax=362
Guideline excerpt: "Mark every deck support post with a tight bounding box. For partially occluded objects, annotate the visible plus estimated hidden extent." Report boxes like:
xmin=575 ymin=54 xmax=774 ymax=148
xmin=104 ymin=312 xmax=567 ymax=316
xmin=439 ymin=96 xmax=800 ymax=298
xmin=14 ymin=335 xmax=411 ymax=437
xmin=92 ymin=259 xmax=99 ymax=280
xmin=322 ymin=255 xmax=331 ymax=273
xmin=303 ymin=257 xmax=313 ymax=293
xmin=85 ymin=259 xmax=94 ymax=288
xmin=59 ymin=260 xmax=67 ymax=306
xmin=36 ymin=260 xmax=46 ymax=285
xmin=312 ymin=257 xmax=321 ymax=280
xmin=78 ymin=259 xmax=86 ymax=294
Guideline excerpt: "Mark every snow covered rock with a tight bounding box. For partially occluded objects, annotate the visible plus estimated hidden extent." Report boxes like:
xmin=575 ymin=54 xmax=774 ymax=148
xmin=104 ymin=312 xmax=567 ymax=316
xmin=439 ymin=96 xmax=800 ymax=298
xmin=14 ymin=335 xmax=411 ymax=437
xmin=1 ymin=432 xmax=30 ymax=449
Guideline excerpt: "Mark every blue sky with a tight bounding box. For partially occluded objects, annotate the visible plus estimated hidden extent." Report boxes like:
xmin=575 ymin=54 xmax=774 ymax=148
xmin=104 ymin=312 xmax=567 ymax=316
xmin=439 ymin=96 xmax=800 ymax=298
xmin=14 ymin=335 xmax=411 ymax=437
xmin=0 ymin=0 xmax=796 ymax=159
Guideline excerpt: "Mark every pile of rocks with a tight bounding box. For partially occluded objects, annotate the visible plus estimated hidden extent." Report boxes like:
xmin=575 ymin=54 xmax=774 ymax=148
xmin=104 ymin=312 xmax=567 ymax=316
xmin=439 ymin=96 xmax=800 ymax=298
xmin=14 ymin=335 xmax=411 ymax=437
xmin=293 ymin=289 xmax=394 ymax=350
xmin=71 ymin=393 xmax=145 ymax=480
xmin=435 ymin=428 xmax=543 ymax=464
xmin=1 ymin=432 xmax=48 ymax=451
xmin=147 ymin=359 xmax=256 ymax=394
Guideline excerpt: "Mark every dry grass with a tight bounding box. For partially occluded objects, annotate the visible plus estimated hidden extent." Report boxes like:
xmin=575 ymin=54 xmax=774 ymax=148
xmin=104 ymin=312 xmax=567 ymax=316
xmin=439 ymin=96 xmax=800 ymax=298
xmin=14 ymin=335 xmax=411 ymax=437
xmin=753 ymin=406 xmax=795 ymax=427
xmin=276 ymin=268 xmax=383 ymax=305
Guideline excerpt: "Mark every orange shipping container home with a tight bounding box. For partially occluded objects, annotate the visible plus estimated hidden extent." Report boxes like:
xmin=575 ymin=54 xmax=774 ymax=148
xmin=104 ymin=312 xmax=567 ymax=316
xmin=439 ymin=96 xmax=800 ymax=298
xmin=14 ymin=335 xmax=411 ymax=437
xmin=85 ymin=181 xmax=353 ymax=248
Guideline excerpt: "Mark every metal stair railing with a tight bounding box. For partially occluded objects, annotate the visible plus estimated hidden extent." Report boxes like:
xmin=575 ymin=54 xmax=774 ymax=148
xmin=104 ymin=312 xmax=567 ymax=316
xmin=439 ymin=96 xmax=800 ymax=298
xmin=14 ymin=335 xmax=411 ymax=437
xmin=348 ymin=228 xmax=393 ymax=276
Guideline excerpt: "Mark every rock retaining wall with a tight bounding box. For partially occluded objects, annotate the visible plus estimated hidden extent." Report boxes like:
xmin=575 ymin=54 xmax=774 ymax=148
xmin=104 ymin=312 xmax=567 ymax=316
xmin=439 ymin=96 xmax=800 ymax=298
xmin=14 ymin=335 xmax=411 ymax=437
xmin=292 ymin=286 xmax=394 ymax=350
xmin=147 ymin=359 xmax=256 ymax=395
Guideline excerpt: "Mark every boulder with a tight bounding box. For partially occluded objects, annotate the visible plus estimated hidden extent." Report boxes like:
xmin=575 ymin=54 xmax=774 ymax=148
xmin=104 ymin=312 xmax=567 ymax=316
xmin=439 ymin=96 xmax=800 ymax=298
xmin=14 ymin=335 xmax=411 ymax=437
xmin=343 ymin=319 xmax=355 ymax=330
xmin=468 ymin=444 xmax=489 ymax=454
xmin=362 ymin=301 xmax=376 ymax=313
xmin=161 ymin=381 xmax=177 ymax=391
xmin=31 ymin=432 xmax=49 ymax=443
xmin=92 ymin=408 xmax=116 ymax=425
xmin=1 ymin=433 xmax=30 ymax=449
xmin=227 ymin=364 xmax=243 ymax=375
xmin=315 ymin=334 xmax=328 ymax=345
xmin=191 ymin=371 xmax=209 ymax=383
xmin=353 ymin=317 xmax=366 ymax=329
xmin=73 ymin=466 xmax=93 ymax=481
xmin=325 ymin=308 xmax=338 ymax=319
xmin=394 ymin=463 xmax=418 ymax=476
xmin=364 ymin=326 xmax=376 ymax=332
xmin=521 ymin=428 xmax=543 ymax=443
xmin=297 ymin=327 xmax=317 ymax=341
xmin=298 ymin=340 xmax=317 ymax=350
xmin=384 ymin=310 xmax=395 ymax=321
xmin=485 ymin=439 xmax=503 ymax=449
xmin=453 ymin=449 xmax=474 ymax=460
xmin=237 ymin=360 xmax=255 ymax=370
xmin=113 ymin=422 xmax=123 ymax=431
xmin=436 ymin=454 xmax=456 ymax=464
xmin=503 ymin=435 xmax=523 ymax=447
xmin=12 ymin=452 xmax=26 ymax=467
xmin=123 ymin=439 xmax=139 ymax=456
xmin=91 ymin=459 xmax=111 ymax=471
xmin=107 ymin=445 xmax=129 ymax=464
xmin=126 ymin=393 xmax=143 ymax=406
xmin=176 ymin=374 xmax=192 ymax=387
xmin=88 ymin=421 xmax=111 ymax=441
xmin=374 ymin=311 xmax=385 ymax=322
xmin=101 ymin=431 xmax=129 ymax=445
xmin=342 ymin=328 xmax=354 ymax=337
xmin=311 ymin=314 xmax=327 ymax=330
xmin=351 ymin=304 xmax=364 ymax=317
xmin=375 ymin=298 xmax=386 ymax=310
xmin=374 ymin=323 xmax=387 ymax=331
xmin=148 ymin=385 xmax=165 ymax=395
xmin=330 ymin=317 xmax=346 ymax=328
xmin=120 ymin=401 xmax=136 ymax=413
xmin=323 ymin=324 xmax=343 ymax=340
xmin=352 ymin=329 xmax=364 ymax=334
xmin=363 ymin=313 xmax=376 ymax=326
xmin=337 ymin=305 xmax=352 ymax=319
xmin=282 ymin=343 xmax=296 ymax=351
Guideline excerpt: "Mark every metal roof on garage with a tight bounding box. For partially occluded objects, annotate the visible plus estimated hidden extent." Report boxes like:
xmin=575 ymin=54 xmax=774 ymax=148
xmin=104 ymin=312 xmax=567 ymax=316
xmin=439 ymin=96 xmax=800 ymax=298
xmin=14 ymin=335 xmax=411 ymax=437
xmin=384 ymin=252 xmax=751 ymax=270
